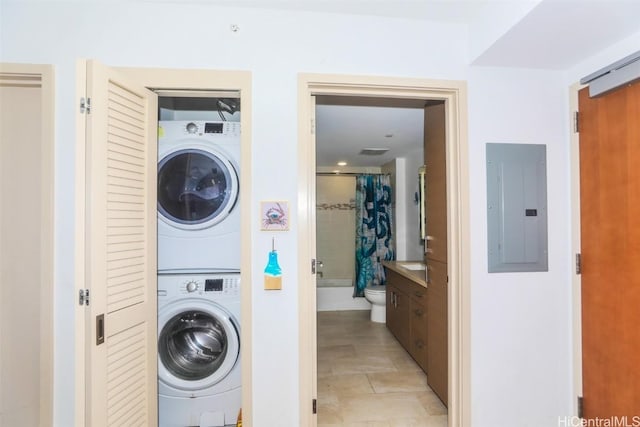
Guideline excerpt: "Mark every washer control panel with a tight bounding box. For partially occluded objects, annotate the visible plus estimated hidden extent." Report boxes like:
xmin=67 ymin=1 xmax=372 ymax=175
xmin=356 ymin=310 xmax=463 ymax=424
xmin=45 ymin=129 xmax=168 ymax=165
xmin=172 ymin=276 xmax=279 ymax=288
xmin=179 ymin=275 xmax=240 ymax=296
xmin=157 ymin=274 xmax=240 ymax=298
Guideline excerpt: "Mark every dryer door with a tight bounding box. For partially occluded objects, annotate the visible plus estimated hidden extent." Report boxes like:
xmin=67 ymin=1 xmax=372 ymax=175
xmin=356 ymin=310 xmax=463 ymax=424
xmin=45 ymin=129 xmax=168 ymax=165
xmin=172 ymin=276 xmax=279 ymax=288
xmin=158 ymin=148 xmax=238 ymax=230
xmin=157 ymin=300 xmax=240 ymax=392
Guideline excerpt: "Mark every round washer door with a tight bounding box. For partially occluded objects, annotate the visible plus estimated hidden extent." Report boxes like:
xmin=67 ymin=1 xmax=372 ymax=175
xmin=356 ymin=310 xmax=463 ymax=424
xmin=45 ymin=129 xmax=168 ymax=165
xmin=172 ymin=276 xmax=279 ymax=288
xmin=157 ymin=299 xmax=240 ymax=392
xmin=158 ymin=147 xmax=238 ymax=230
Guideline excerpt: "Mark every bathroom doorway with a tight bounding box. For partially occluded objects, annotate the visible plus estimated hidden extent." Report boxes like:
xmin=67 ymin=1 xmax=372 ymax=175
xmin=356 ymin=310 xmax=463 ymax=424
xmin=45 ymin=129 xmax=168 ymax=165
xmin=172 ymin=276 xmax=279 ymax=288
xmin=314 ymin=95 xmax=444 ymax=424
xmin=297 ymin=74 xmax=470 ymax=427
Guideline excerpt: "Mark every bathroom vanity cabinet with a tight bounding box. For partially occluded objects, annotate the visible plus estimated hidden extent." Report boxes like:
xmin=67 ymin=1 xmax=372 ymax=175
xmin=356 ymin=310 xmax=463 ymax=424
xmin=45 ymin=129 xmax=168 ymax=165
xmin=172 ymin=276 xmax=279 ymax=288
xmin=384 ymin=261 xmax=447 ymax=406
xmin=384 ymin=264 xmax=429 ymax=373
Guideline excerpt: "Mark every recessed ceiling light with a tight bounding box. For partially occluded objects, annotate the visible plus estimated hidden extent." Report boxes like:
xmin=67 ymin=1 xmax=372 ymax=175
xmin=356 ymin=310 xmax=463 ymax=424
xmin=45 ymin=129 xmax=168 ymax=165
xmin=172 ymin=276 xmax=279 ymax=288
xmin=337 ymin=161 xmax=347 ymax=166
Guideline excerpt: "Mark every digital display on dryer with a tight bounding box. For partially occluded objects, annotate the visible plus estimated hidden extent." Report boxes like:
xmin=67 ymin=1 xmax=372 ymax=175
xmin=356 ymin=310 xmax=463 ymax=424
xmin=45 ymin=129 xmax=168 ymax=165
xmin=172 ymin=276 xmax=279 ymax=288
xmin=205 ymin=279 xmax=224 ymax=292
xmin=204 ymin=123 xmax=224 ymax=134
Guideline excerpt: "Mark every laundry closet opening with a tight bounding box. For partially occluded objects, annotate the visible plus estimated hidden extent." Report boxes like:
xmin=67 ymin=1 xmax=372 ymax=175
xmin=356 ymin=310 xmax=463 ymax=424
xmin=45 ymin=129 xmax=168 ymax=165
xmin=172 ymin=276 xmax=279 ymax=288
xmin=155 ymin=90 xmax=243 ymax=427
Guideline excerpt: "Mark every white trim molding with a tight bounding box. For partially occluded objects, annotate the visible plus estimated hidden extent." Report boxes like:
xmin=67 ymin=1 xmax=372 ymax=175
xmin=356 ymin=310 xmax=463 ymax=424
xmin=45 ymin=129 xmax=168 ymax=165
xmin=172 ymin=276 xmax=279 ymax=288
xmin=297 ymin=73 xmax=471 ymax=427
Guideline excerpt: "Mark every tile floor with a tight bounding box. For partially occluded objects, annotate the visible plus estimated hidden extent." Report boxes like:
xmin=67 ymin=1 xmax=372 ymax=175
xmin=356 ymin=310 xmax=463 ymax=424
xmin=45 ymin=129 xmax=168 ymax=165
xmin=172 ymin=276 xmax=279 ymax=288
xmin=317 ymin=310 xmax=448 ymax=427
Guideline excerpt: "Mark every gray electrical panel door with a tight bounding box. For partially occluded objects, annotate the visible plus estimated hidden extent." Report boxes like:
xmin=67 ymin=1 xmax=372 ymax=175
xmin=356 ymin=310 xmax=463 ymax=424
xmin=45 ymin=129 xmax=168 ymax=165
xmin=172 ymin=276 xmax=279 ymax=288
xmin=486 ymin=143 xmax=548 ymax=273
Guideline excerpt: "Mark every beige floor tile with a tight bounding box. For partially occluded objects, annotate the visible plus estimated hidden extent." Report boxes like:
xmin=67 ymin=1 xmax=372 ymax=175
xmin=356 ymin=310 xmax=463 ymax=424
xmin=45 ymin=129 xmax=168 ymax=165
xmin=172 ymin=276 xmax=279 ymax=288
xmin=318 ymin=358 xmax=334 ymax=378
xmin=318 ymin=344 xmax=357 ymax=361
xmin=389 ymin=417 xmax=447 ymax=427
xmin=318 ymin=373 xmax=374 ymax=396
xmin=317 ymin=401 xmax=343 ymax=425
xmin=367 ymin=371 xmax=429 ymax=393
xmin=339 ymin=394 xmax=428 ymax=423
xmin=317 ymin=310 xmax=448 ymax=426
xmin=416 ymin=390 xmax=447 ymax=416
xmin=330 ymin=354 xmax=397 ymax=375
xmin=386 ymin=350 xmax=422 ymax=372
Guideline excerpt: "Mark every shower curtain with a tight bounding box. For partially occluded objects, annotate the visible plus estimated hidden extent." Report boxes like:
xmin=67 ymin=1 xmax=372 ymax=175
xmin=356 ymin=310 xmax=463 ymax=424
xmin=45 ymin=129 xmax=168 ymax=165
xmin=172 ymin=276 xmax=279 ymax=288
xmin=354 ymin=174 xmax=395 ymax=297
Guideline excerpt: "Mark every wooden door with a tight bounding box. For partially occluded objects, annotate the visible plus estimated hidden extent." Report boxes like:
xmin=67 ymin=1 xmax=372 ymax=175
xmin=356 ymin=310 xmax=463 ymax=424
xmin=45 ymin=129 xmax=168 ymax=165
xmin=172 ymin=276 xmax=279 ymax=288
xmin=424 ymin=102 xmax=447 ymax=263
xmin=83 ymin=60 xmax=158 ymax=426
xmin=424 ymin=101 xmax=448 ymax=406
xmin=579 ymin=84 xmax=640 ymax=417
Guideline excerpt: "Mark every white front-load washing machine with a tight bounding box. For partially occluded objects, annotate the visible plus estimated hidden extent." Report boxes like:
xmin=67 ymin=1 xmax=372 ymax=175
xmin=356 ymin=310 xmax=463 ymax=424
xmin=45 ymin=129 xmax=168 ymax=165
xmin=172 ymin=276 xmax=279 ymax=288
xmin=157 ymin=120 xmax=240 ymax=273
xmin=157 ymin=273 xmax=241 ymax=427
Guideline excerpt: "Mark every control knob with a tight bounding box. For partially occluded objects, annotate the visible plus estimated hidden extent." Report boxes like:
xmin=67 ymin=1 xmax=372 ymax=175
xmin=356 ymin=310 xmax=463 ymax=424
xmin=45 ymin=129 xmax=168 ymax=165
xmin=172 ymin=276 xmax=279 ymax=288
xmin=186 ymin=122 xmax=198 ymax=134
xmin=185 ymin=281 xmax=198 ymax=293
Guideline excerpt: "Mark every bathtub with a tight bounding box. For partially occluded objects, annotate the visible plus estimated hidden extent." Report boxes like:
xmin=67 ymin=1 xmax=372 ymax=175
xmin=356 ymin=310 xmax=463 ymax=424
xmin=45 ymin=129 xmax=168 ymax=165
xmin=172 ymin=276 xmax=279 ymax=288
xmin=316 ymin=278 xmax=372 ymax=311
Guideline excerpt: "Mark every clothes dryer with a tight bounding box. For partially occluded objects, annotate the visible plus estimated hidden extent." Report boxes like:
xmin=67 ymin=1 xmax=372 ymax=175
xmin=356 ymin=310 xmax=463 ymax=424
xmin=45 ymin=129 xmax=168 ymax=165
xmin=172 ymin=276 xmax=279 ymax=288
xmin=157 ymin=120 xmax=240 ymax=272
xmin=157 ymin=273 xmax=241 ymax=427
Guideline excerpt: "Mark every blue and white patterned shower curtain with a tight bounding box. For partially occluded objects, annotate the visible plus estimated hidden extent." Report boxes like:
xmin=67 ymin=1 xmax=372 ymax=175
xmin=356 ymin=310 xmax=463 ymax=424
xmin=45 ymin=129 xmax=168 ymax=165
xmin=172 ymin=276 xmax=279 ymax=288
xmin=354 ymin=174 xmax=395 ymax=297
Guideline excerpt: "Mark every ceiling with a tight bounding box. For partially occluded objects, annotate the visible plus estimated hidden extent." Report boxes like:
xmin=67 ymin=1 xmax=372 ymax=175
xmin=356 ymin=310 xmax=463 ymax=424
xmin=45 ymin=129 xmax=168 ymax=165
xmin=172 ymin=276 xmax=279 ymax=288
xmin=315 ymin=97 xmax=428 ymax=168
xmin=202 ymin=0 xmax=490 ymax=23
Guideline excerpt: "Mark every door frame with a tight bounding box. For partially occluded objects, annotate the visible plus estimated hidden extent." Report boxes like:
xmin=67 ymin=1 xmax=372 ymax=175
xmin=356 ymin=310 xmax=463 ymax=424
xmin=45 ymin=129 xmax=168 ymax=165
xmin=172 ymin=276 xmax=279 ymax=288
xmin=74 ymin=64 xmax=253 ymax=426
xmin=569 ymin=82 xmax=584 ymax=415
xmin=0 ymin=62 xmax=55 ymax=427
xmin=297 ymin=73 xmax=471 ymax=426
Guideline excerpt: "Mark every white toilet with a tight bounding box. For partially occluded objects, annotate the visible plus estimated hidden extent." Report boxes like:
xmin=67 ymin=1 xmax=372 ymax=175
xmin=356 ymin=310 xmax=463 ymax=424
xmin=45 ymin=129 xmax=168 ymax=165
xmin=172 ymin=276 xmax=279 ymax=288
xmin=364 ymin=285 xmax=386 ymax=323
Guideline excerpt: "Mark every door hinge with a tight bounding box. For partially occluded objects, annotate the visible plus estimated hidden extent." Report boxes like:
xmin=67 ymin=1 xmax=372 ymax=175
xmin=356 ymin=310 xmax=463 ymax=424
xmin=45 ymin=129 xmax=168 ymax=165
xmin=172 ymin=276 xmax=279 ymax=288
xmin=573 ymin=111 xmax=579 ymax=133
xmin=312 ymin=398 xmax=317 ymax=414
xmin=80 ymin=97 xmax=91 ymax=114
xmin=577 ymin=395 xmax=584 ymax=418
xmin=576 ymin=253 xmax=582 ymax=275
xmin=310 ymin=118 xmax=315 ymax=135
xmin=311 ymin=259 xmax=316 ymax=274
xmin=79 ymin=288 xmax=90 ymax=306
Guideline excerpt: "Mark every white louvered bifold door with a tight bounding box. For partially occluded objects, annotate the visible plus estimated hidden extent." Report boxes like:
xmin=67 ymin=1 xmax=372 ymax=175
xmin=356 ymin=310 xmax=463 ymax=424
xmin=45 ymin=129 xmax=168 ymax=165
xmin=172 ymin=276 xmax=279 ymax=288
xmin=84 ymin=60 xmax=157 ymax=427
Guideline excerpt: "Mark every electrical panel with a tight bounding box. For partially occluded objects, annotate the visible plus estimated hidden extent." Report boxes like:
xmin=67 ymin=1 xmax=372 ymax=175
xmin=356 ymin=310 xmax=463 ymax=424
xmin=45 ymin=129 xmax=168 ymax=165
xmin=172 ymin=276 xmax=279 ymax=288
xmin=486 ymin=143 xmax=548 ymax=273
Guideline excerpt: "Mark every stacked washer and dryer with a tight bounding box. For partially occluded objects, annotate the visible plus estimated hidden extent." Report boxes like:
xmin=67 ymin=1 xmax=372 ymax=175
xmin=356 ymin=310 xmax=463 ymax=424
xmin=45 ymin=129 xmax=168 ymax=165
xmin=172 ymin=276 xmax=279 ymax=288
xmin=157 ymin=120 xmax=241 ymax=427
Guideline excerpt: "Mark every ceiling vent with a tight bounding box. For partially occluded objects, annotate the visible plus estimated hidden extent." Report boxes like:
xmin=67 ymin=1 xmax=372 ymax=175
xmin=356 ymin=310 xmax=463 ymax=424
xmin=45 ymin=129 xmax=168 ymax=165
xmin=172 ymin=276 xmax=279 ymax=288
xmin=359 ymin=148 xmax=389 ymax=156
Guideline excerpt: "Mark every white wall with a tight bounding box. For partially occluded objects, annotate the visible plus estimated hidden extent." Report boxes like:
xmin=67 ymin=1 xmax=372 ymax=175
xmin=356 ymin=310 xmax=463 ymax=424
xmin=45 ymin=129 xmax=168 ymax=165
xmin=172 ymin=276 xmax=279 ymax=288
xmin=467 ymin=66 xmax=573 ymax=426
xmin=0 ymin=3 xmax=470 ymax=426
xmin=468 ymin=0 xmax=542 ymax=63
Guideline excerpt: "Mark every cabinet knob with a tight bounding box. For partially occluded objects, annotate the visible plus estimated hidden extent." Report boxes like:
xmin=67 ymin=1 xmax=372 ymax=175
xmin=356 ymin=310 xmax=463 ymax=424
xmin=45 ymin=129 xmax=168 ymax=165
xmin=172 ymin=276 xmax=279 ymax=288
xmin=414 ymin=308 xmax=424 ymax=317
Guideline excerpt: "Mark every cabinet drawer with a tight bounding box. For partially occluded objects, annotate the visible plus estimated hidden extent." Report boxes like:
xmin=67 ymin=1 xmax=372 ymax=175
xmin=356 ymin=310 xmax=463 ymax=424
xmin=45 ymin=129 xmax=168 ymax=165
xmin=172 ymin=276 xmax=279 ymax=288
xmin=407 ymin=280 xmax=427 ymax=301
xmin=409 ymin=300 xmax=428 ymax=371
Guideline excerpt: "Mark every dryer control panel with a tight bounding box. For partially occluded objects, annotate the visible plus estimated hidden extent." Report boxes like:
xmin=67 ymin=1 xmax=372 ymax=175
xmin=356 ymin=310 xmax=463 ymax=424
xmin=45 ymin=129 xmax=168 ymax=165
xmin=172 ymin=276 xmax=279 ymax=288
xmin=178 ymin=121 xmax=240 ymax=138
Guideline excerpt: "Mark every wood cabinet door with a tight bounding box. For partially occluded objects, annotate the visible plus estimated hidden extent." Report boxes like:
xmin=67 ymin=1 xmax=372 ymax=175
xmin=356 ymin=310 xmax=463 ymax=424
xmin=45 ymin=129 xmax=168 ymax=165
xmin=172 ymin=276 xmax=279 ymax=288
xmin=409 ymin=297 xmax=428 ymax=372
xmin=427 ymin=259 xmax=448 ymax=406
xmin=385 ymin=271 xmax=411 ymax=349
xmin=424 ymin=102 xmax=447 ymax=264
